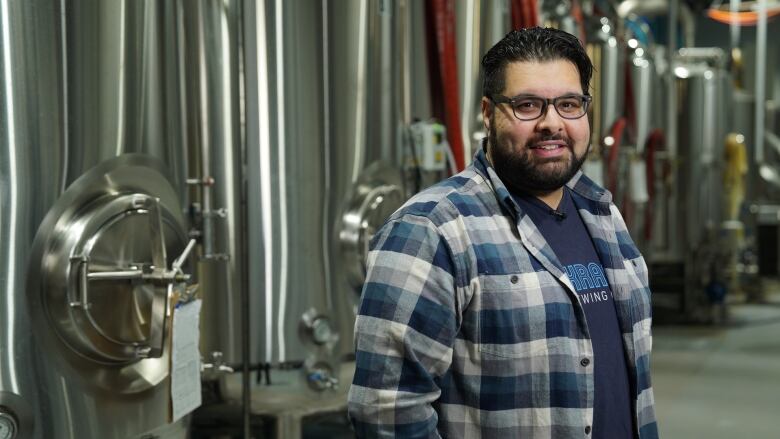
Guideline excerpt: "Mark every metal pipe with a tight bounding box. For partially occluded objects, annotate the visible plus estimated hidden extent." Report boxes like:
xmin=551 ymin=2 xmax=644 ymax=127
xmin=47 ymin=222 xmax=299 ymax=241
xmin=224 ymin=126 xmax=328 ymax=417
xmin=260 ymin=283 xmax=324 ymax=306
xmin=667 ymin=0 xmax=678 ymax=157
xmin=729 ymin=0 xmax=740 ymax=50
xmin=755 ymin=0 xmax=767 ymax=163
xmin=58 ymin=0 xmax=69 ymax=192
xmin=617 ymin=0 xmax=667 ymax=18
xmin=399 ymin=0 xmax=411 ymax=125
xmin=458 ymin=0 xmax=478 ymax=163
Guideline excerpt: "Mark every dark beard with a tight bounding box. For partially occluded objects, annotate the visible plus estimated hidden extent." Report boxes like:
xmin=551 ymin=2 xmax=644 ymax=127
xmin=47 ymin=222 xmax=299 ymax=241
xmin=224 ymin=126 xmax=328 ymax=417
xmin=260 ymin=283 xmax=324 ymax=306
xmin=488 ymin=124 xmax=588 ymax=194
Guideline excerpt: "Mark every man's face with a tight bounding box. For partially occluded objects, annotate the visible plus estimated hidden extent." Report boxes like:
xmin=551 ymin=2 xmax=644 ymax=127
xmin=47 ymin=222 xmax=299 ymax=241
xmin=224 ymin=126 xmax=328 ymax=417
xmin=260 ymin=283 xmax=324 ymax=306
xmin=482 ymin=60 xmax=591 ymax=194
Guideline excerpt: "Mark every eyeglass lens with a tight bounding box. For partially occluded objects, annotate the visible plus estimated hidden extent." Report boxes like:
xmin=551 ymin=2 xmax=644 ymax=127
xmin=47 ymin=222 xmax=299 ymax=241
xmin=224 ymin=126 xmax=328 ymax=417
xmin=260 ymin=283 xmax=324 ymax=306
xmin=512 ymin=96 xmax=587 ymax=120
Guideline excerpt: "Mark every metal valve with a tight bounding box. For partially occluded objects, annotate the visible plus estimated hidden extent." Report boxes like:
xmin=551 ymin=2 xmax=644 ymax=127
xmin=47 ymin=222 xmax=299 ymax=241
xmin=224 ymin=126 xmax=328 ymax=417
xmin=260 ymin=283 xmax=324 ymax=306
xmin=201 ymin=351 xmax=234 ymax=378
xmin=306 ymin=368 xmax=339 ymax=391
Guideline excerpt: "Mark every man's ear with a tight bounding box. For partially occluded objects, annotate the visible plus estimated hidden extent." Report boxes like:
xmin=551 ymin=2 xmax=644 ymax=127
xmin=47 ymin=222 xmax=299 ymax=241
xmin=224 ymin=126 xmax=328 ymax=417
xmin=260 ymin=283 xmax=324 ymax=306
xmin=481 ymin=97 xmax=492 ymax=132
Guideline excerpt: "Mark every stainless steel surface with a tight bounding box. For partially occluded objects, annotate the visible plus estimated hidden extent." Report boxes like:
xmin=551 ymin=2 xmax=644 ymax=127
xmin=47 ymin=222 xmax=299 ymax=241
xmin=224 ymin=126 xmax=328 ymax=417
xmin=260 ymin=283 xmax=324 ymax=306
xmin=0 ymin=0 xmax=205 ymax=436
xmin=665 ymin=56 xmax=732 ymax=315
xmin=472 ymin=0 xmax=511 ymax=146
xmin=667 ymin=0 xmax=679 ymax=158
xmin=245 ymin=0 xmax=329 ymax=368
xmin=236 ymin=2 xmax=514 ymax=409
xmin=178 ymin=0 xmax=245 ymax=370
xmin=339 ymin=163 xmax=405 ymax=293
xmin=0 ymin=1 xmax=66 ymax=438
xmin=31 ymin=152 xmax=187 ymax=370
xmin=243 ymin=0 xmax=411 ymax=372
xmin=755 ymin=0 xmax=768 ymax=163
xmin=587 ymin=16 xmax=625 ymax=146
xmin=39 ymin=186 xmax=186 ymax=364
xmin=630 ymin=44 xmax=659 ymax=153
xmin=758 ymin=165 xmax=780 ymax=190
xmin=617 ymin=0 xmax=668 ymax=17
xmin=64 ymin=0 xmax=189 ymax=195
xmin=456 ymin=0 xmax=481 ymax=162
xmin=0 ymin=409 xmax=17 ymax=439
xmin=25 ymin=157 xmax=190 ymax=438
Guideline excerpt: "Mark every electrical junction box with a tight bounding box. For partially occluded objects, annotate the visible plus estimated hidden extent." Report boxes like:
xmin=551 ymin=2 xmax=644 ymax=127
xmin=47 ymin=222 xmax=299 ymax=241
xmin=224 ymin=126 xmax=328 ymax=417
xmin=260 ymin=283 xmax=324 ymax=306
xmin=410 ymin=121 xmax=448 ymax=171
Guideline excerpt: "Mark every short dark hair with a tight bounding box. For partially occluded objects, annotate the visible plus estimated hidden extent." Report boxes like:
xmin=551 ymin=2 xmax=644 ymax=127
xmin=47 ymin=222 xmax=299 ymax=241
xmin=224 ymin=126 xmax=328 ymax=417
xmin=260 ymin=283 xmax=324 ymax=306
xmin=481 ymin=27 xmax=593 ymax=97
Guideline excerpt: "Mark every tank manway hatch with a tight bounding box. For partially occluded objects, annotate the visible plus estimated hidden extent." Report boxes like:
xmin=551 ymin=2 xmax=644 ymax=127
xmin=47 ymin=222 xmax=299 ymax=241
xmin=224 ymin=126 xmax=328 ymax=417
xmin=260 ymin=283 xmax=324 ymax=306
xmin=28 ymin=154 xmax=194 ymax=393
xmin=339 ymin=162 xmax=405 ymax=293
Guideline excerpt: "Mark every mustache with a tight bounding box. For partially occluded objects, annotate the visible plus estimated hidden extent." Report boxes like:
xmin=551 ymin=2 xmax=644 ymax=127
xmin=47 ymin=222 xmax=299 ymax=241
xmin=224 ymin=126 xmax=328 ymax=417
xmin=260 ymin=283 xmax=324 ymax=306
xmin=525 ymin=134 xmax=574 ymax=148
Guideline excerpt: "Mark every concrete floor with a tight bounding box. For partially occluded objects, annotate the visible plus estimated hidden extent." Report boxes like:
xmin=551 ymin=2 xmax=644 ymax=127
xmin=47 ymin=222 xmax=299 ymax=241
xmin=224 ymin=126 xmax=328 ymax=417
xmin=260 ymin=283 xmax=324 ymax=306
xmin=209 ymin=295 xmax=780 ymax=438
xmin=652 ymin=300 xmax=780 ymax=438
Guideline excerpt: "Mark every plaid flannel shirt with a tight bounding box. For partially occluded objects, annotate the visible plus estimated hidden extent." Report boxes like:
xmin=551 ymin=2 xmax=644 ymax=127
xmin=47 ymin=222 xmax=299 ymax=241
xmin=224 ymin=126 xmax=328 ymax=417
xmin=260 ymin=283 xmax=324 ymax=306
xmin=349 ymin=148 xmax=658 ymax=438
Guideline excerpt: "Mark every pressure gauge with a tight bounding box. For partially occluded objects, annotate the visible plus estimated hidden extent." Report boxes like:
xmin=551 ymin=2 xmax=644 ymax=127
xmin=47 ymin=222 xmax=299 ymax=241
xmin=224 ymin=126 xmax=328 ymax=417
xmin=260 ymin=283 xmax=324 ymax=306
xmin=0 ymin=411 xmax=17 ymax=439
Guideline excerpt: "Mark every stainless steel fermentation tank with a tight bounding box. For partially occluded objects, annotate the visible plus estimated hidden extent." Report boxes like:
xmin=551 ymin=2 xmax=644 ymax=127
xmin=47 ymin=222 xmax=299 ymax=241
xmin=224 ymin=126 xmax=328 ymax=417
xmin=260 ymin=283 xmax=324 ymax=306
xmin=650 ymin=49 xmax=733 ymax=316
xmin=227 ymin=0 xmax=512 ymax=432
xmin=1 ymin=0 xmax=512 ymax=436
xmin=228 ymin=1 xmax=416 ymax=414
xmin=587 ymin=16 xmax=626 ymax=153
xmin=0 ymin=0 xmax=240 ymax=437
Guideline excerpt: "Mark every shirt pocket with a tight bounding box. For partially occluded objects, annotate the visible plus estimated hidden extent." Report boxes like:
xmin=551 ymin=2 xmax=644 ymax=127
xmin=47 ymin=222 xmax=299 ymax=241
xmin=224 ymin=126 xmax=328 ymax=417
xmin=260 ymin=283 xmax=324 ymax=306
xmin=476 ymin=272 xmax=570 ymax=360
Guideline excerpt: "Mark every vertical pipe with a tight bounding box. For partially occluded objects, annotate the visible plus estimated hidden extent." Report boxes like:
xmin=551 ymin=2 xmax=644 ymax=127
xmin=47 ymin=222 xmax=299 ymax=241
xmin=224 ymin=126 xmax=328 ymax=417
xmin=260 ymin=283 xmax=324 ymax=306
xmin=274 ymin=0 xmax=289 ymax=363
xmin=729 ymin=0 xmax=740 ymax=50
xmin=667 ymin=0 xmax=680 ymax=261
xmin=458 ymin=0 xmax=477 ymax=164
xmin=321 ymin=0 xmax=333 ymax=314
xmin=195 ymin=1 xmax=214 ymax=258
xmin=399 ymin=0 xmax=411 ymax=125
xmin=667 ymin=0 xmax=678 ymax=158
xmin=239 ymin=2 xmax=250 ymax=436
xmin=58 ymin=0 xmax=69 ymax=192
xmin=755 ymin=0 xmax=767 ymax=163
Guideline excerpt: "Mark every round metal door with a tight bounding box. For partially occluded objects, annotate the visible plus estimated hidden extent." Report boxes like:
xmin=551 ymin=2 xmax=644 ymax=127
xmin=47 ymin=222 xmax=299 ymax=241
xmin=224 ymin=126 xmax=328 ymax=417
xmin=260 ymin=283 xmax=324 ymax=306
xmin=339 ymin=161 xmax=405 ymax=293
xmin=29 ymin=154 xmax=192 ymax=391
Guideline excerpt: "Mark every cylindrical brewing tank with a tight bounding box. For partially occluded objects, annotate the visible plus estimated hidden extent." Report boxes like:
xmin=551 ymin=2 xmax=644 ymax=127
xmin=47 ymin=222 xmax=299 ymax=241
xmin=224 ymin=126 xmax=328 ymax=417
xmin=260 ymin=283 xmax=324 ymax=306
xmin=472 ymin=0 xmax=512 ymax=145
xmin=3 ymin=0 xmax=197 ymax=437
xmin=630 ymin=44 xmax=660 ymax=153
xmin=64 ymin=0 xmax=189 ymax=195
xmin=239 ymin=0 xmax=418 ymax=405
xmin=0 ymin=0 xmax=65 ymax=436
xmin=673 ymin=55 xmax=732 ymax=312
xmin=177 ymin=0 xmax=245 ymax=371
xmin=673 ymin=55 xmax=731 ymax=254
xmin=587 ymin=17 xmax=625 ymax=147
xmin=244 ymin=0 xmax=332 ymax=372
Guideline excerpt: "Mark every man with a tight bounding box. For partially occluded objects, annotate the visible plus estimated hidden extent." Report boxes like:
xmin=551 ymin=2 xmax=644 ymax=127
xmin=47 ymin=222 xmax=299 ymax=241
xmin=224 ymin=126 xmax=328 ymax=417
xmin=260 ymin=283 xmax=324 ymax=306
xmin=348 ymin=27 xmax=657 ymax=438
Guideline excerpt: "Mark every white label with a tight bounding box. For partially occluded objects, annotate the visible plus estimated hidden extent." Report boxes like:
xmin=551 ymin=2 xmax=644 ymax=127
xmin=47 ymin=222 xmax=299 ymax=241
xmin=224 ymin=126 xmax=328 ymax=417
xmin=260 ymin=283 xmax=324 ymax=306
xmin=171 ymin=299 xmax=202 ymax=422
xmin=629 ymin=159 xmax=649 ymax=203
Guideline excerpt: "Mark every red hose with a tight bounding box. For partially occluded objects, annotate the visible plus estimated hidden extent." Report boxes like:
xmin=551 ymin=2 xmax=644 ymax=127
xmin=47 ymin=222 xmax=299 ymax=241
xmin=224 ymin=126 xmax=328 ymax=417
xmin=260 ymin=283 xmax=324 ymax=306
xmin=571 ymin=0 xmax=587 ymax=44
xmin=428 ymin=0 xmax=466 ymax=171
xmin=511 ymin=0 xmax=524 ymax=29
xmin=606 ymin=117 xmax=627 ymax=196
xmin=512 ymin=0 xmax=539 ymax=29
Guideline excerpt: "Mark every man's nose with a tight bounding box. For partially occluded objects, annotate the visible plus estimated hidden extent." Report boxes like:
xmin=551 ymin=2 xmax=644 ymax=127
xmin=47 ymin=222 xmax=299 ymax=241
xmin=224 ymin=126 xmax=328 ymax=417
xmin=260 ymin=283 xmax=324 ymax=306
xmin=535 ymin=103 xmax=565 ymax=132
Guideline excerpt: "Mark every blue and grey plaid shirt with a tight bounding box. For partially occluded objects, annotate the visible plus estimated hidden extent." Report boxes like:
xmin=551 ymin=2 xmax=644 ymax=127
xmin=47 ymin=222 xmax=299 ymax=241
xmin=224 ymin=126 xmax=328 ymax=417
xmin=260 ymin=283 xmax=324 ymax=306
xmin=349 ymin=148 xmax=658 ymax=438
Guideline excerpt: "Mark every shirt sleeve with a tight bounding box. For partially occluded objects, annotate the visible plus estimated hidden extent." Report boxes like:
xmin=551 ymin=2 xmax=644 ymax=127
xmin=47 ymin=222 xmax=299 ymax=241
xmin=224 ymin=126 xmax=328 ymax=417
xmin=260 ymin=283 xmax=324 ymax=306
xmin=348 ymin=213 xmax=459 ymax=438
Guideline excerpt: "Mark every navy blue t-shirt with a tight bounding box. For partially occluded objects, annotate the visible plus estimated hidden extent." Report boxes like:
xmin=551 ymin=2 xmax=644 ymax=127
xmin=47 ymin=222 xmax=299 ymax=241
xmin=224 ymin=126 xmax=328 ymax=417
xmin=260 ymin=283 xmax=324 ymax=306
xmin=513 ymin=187 xmax=636 ymax=439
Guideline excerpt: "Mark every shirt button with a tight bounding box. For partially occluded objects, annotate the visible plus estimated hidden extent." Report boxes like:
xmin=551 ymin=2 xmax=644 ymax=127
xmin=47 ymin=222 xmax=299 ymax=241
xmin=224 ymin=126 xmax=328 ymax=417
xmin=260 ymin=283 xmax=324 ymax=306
xmin=585 ymin=425 xmax=592 ymax=434
xmin=580 ymin=357 xmax=590 ymax=367
xmin=510 ymin=275 xmax=519 ymax=284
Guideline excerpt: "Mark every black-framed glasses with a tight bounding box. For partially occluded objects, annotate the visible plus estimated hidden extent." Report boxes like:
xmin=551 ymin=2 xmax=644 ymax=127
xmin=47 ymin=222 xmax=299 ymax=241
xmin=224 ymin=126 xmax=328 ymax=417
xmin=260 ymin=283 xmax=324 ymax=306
xmin=490 ymin=94 xmax=592 ymax=121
